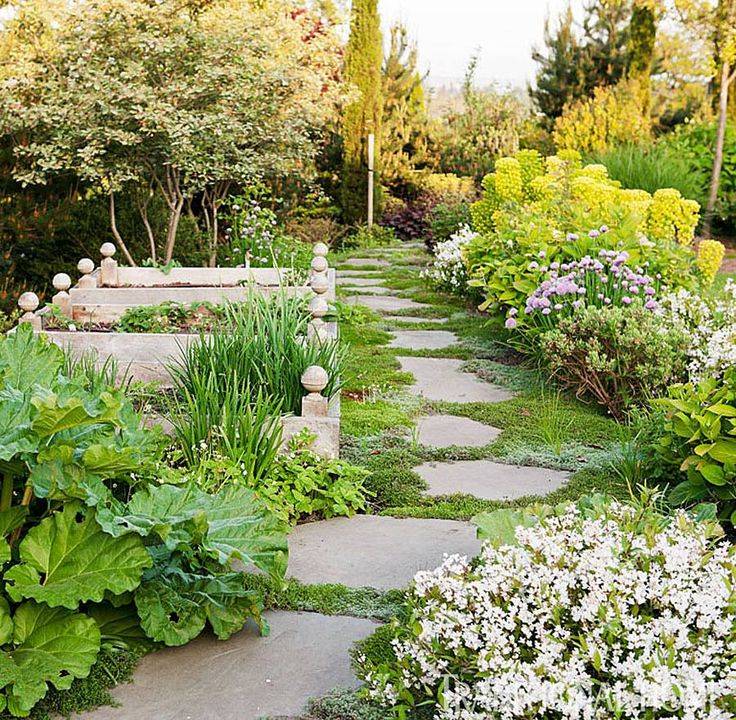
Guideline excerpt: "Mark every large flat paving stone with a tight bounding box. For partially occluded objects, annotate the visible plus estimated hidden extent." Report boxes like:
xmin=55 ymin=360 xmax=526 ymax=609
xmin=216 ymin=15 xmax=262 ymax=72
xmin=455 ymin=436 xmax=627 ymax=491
xmin=336 ymin=276 xmax=386 ymax=286
xmin=384 ymin=315 xmax=449 ymax=325
xmin=417 ymin=415 xmax=502 ymax=448
xmin=342 ymin=285 xmax=396 ymax=295
xmin=398 ymin=356 xmax=515 ymax=403
xmin=77 ymin=611 xmax=375 ymax=720
xmin=389 ymin=329 xmax=458 ymax=350
xmin=345 ymin=295 xmax=427 ymax=312
xmin=416 ymin=459 xmax=569 ymax=500
xmin=339 ymin=258 xmax=389 ymax=268
xmin=288 ymin=515 xmax=482 ymax=589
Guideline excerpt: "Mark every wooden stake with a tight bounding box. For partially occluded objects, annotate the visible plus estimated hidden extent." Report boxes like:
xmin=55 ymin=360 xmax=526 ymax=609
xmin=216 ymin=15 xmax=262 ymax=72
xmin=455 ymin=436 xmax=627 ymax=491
xmin=367 ymin=133 xmax=375 ymax=228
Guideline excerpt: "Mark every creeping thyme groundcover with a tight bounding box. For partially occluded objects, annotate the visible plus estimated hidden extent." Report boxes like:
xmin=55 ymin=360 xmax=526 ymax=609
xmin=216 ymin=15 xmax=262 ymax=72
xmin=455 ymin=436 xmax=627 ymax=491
xmin=360 ymin=497 xmax=736 ymax=720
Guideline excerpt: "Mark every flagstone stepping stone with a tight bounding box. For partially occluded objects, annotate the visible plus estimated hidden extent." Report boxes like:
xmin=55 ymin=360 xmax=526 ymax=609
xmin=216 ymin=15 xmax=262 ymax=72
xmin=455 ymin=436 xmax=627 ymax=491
xmin=384 ymin=315 xmax=449 ymax=325
xmin=342 ymin=285 xmax=396 ymax=295
xmin=78 ymin=611 xmax=376 ymax=720
xmin=417 ymin=415 xmax=502 ymax=448
xmin=339 ymin=258 xmax=389 ymax=267
xmin=389 ymin=329 xmax=458 ymax=350
xmin=416 ymin=459 xmax=569 ymax=500
xmin=336 ymin=276 xmax=386 ymax=286
xmin=287 ymin=515 xmax=482 ymax=589
xmin=336 ymin=269 xmax=383 ymax=277
xmin=398 ymin=357 xmax=515 ymax=403
xmin=345 ymin=295 xmax=427 ymax=312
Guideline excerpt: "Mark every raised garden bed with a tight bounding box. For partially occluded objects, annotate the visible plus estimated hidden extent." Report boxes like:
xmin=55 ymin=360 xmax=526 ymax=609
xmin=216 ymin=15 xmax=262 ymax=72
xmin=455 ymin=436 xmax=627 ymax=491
xmin=15 ymin=242 xmax=341 ymax=458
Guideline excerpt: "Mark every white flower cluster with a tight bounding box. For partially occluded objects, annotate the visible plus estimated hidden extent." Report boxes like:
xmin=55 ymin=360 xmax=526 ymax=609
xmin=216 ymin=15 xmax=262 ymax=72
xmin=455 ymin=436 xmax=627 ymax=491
xmin=422 ymin=226 xmax=477 ymax=294
xmin=364 ymin=503 xmax=736 ymax=720
xmin=661 ymin=280 xmax=736 ymax=381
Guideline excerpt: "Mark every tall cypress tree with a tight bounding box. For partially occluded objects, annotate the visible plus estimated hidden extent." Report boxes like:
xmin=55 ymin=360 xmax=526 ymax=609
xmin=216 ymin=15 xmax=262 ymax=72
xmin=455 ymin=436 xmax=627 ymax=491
xmin=627 ymin=3 xmax=657 ymax=111
xmin=341 ymin=0 xmax=383 ymax=224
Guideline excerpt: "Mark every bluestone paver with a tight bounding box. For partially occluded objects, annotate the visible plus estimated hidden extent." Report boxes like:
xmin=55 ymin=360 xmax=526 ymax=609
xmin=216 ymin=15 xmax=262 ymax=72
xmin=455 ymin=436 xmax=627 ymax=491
xmin=417 ymin=415 xmax=502 ymax=448
xmin=388 ymin=330 xmax=458 ymax=350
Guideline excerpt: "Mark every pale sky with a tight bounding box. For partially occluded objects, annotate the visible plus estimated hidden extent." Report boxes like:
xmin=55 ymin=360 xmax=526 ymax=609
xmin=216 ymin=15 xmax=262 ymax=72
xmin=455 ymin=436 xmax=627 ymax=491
xmin=379 ymin=0 xmax=583 ymax=90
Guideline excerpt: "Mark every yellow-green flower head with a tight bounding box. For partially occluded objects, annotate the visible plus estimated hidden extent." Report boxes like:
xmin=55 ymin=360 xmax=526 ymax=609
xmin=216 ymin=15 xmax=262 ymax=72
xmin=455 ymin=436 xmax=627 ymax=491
xmin=696 ymin=239 xmax=726 ymax=285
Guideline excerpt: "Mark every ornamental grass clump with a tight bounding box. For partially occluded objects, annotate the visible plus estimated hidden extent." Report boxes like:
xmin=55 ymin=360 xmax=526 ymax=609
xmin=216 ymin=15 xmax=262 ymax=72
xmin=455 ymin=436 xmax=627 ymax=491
xmin=360 ymin=496 xmax=736 ymax=720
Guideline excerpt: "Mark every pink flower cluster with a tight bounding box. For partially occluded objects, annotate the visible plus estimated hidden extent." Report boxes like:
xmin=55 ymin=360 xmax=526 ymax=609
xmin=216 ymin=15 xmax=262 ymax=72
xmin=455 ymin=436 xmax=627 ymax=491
xmin=523 ymin=244 xmax=659 ymax=322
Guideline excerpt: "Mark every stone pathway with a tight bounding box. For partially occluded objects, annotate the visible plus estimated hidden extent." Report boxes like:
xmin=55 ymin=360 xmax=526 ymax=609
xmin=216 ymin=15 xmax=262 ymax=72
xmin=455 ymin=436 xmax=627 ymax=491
xmin=398 ymin=356 xmax=515 ymax=403
xmin=90 ymin=244 xmax=576 ymax=720
xmin=417 ymin=415 xmax=501 ymax=448
xmin=79 ymin=612 xmax=375 ymax=720
xmin=287 ymin=516 xmax=482 ymax=589
xmin=388 ymin=329 xmax=458 ymax=350
xmin=415 ymin=460 xmax=569 ymax=500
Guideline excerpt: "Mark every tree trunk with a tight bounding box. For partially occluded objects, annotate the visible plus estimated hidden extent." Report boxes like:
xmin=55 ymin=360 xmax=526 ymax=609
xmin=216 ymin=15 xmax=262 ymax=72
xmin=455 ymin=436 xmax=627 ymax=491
xmin=109 ymin=191 xmax=137 ymax=266
xmin=164 ymin=200 xmax=184 ymax=264
xmin=704 ymin=60 xmax=734 ymax=237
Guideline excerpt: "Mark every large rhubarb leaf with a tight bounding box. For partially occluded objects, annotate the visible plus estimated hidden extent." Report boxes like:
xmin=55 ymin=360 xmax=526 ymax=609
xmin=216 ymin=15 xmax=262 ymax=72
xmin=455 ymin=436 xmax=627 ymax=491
xmin=30 ymin=391 xmax=120 ymax=439
xmin=0 ymin=327 xmax=63 ymax=394
xmin=135 ymin=570 xmax=264 ymax=646
xmin=0 ymin=508 xmax=28 ymax=566
xmin=2 ymin=602 xmax=100 ymax=717
xmin=87 ymin=603 xmax=155 ymax=652
xmin=4 ymin=503 xmax=151 ymax=609
xmin=0 ymin=391 xmax=34 ymax=462
xmin=96 ymin=484 xmax=288 ymax=580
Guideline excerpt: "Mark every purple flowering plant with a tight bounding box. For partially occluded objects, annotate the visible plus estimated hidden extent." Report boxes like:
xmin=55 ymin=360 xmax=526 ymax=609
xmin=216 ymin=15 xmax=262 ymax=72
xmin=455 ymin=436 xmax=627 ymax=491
xmin=504 ymin=228 xmax=661 ymax=332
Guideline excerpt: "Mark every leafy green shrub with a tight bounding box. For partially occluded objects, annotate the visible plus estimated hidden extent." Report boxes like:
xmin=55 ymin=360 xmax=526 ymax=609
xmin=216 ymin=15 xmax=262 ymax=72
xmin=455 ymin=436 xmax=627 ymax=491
xmin=0 ymin=327 xmax=287 ymax=716
xmin=588 ymin=142 xmax=704 ymax=204
xmin=538 ymin=305 xmax=688 ymax=419
xmin=466 ymin=149 xmax=703 ymax=317
xmin=655 ymin=367 xmax=736 ymax=524
xmin=361 ymin=494 xmax=736 ymax=720
xmin=661 ymin=121 xmax=736 ymax=231
xmin=343 ymin=224 xmax=397 ymax=249
xmin=426 ymin=201 xmax=471 ymax=248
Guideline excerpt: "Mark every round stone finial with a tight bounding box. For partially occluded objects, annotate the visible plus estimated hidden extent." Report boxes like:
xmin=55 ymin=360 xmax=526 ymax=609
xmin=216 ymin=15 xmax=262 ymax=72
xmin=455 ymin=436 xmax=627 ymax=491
xmin=313 ymin=242 xmax=329 ymax=258
xmin=77 ymin=258 xmax=95 ymax=275
xmin=52 ymin=273 xmax=72 ymax=291
xmin=18 ymin=291 xmax=39 ymax=313
xmin=100 ymin=242 xmax=116 ymax=258
xmin=301 ymin=365 xmax=329 ymax=394
xmin=311 ymin=274 xmax=329 ymax=295
xmin=309 ymin=295 xmax=329 ymax=319
xmin=311 ymin=255 xmax=328 ymax=273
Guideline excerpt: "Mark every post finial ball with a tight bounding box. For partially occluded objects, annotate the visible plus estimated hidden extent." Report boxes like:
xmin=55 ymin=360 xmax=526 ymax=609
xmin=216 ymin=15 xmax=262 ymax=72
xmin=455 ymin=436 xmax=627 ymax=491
xmin=52 ymin=273 xmax=72 ymax=291
xmin=301 ymin=365 xmax=329 ymax=394
xmin=313 ymin=242 xmax=329 ymax=258
xmin=77 ymin=258 xmax=95 ymax=275
xmin=311 ymin=256 xmax=328 ymax=273
xmin=100 ymin=242 xmax=116 ymax=258
xmin=18 ymin=292 xmax=39 ymax=313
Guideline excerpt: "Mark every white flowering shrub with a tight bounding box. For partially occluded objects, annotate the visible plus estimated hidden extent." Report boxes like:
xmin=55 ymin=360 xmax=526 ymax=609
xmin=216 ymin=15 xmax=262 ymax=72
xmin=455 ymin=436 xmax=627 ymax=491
xmin=360 ymin=497 xmax=736 ymax=720
xmin=661 ymin=280 xmax=736 ymax=381
xmin=422 ymin=226 xmax=477 ymax=295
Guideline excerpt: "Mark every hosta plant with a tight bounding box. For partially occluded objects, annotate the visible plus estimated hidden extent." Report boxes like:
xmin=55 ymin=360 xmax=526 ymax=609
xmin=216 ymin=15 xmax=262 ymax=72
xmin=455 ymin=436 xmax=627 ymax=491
xmin=360 ymin=495 xmax=736 ymax=720
xmin=0 ymin=327 xmax=287 ymax=716
xmin=655 ymin=366 xmax=736 ymax=524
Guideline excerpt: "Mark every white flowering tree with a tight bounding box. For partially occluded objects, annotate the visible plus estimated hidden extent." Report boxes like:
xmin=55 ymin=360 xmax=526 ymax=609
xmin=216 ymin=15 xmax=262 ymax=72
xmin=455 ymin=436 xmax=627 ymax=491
xmin=0 ymin=0 xmax=345 ymax=265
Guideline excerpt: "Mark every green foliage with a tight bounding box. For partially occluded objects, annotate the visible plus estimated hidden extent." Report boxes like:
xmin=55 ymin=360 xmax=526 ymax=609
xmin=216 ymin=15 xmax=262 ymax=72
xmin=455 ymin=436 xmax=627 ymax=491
xmin=254 ymin=436 xmax=371 ymax=524
xmin=530 ymin=2 xmax=631 ymax=127
xmin=168 ymin=295 xmax=345 ymax=417
xmin=341 ymin=0 xmax=383 ymax=223
xmin=0 ymin=327 xmax=287 ymax=716
xmin=661 ymin=122 xmax=736 ymax=231
xmin=467 ymin=150 xmax=702 ymax=317
xmin=306 ymin=688 xmax=391 ymax=720
xmin=341 ymin=399 xmax=414 ymax=437
xmin=427 ymin=202 xmax=472 ymax=246
xmin=588 ymin=142 xmax=705 ymax=202
xmin=343 ymin=225 xmax=397 ymax=250
xmin=220 ymin=195 xmax=312 ymax=274
xmin=436 ymin=57 xmax=526 ymax=182
xmin=539 ymin=305 xmax=689 ymax=420
xmin=655 ymin=367 xmax=736 ymax=525
xmin=116 ymin=302 xmax=227 ymax=334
